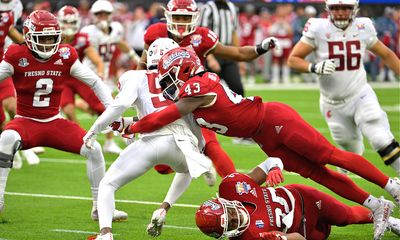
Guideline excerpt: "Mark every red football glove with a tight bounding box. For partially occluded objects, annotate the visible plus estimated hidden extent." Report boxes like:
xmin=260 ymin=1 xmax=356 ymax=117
xmin=109 ymin=117 xmax=136 ymax=133
xmin=259 ymin=231 xmax=287 ymax=240
xmin=266 ymin=167 xmax=284 ymax=187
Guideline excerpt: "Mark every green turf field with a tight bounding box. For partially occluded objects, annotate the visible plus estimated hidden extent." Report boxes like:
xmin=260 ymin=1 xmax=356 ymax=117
xmin=0 ymin=86 xmax=399 ymax=240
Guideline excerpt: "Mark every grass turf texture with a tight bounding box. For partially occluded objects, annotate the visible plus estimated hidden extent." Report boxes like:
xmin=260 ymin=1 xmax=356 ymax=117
xmin=0 ymin=87 xmax=398 ymax=240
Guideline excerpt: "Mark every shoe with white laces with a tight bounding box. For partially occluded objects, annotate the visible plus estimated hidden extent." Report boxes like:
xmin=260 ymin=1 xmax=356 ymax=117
xmin=147 ymin=208 xmax=167 ymax=237
xmin=91 ymin=208 xmax=128 ymax=222
xmin=30 ymin=147 xmax=45 ymax=154
xmin=21 ymin=149 xmax=40 ymax=165
xmin=12 ymin=151 xmax=22 ymax=169
xmin=203 ymin=166 xmax=217 ymax=187
xmin=373 ymin=197 xmax=395 ymax=240
xmin=103 ymin=140 xmax=122 ymax=154
xmin=94 ymin=232 xmax=113 ymax=240
xmin=388 ymin=216 xmax=400 ymax=236
xmin=336 ymin=167 xmax=349 ymax=175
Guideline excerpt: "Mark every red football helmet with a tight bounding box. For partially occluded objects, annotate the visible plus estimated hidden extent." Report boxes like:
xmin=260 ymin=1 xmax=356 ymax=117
xmin=157 ymin=47 xmax=203 ymax=101
xmin=165 ymin=0 xmax=199 ymax=38
xmin=195 ymin=198 xmax=250 ymax=238
xmin=23 ymin=10 xmax=62 ymax=59
xmin=57 ymin=5 xmax=81 ymax=36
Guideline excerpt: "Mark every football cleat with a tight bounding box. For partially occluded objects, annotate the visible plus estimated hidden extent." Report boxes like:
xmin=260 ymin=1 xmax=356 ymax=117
xmin=12 ymin=152 xmax=23 ymax=169
xmin=30 ymin=147 xmax=45 ymax=154
xmin=388 ymin=177 xmax=400 ymax=206
xmin=373 ymin=197 xmax=394 ymax=240
xmin=147 ymin=208 xmax=167 ymax=237
xmin=103 ymin=140 xmax=122 ymax=154
xmin=91 ymin=208 xmax=128 ymax=222
xmin=336 ymin=167 xmax=349 ymax=175
xmin=93 ymin=232 xmax=113 ymax=240
xmin=21 ymin=149 xmax=40 ymax=165
xmin=203 ymin=166 xmax=217 ymax=187
xmin=388 ymin=216 xmax=400 ymax=236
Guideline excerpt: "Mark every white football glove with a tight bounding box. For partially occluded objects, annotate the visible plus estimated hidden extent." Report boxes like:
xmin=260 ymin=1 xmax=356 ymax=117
xmin=309 ymin=59 xmax=336 ymax=75
xmin=147 ymin=208 xmax=167 ymax=237
xmin=83 ymin=131 xmax=97 ymax=149
xmin=261 ymin=37 xmax=280 ymax=51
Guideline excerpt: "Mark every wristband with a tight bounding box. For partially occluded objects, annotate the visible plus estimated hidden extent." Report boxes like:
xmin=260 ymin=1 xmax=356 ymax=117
xmin=255 ymin=44 xmax=268 ymax=55
xmin=258 ymin=157 xmax=284 ymax=174
xmin=309 ymin=63 xmax=316 ymax=73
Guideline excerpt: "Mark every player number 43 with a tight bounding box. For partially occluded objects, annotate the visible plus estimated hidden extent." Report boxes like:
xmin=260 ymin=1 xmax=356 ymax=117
xmin=184 ymin=82 xmax=201 ymax=95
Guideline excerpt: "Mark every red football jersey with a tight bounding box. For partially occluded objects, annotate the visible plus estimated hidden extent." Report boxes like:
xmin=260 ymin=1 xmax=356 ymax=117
xmin=178 ymin=72 xmax=264 ymax=138
xmin=0 ymin=11 xmax=14 ymax=57
xmin=144 ymin=23 xmax=218 ymax=64
xmin=4 ymin=44 xmax=79 ymax=119
xmin=69 ymin=32 xmax=90 ymax=61
xmin=219 ymin=173 xmax=301 ymax=240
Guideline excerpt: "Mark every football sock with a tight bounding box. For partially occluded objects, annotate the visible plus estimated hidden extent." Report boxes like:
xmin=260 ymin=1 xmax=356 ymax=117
xmin=163 ymin=172 xmax=192 ymax=206
xmin=384 ymin=178 xmax=400 ymax=195
xmin=0 ymin=168 xmax=10 ymax=205
xmin=363 ymin=195 xmax=381 ymax=211
xmin=97 ymin=182 xmax=116 ymax=230
xmin=330 ymin=148 xmax=389 ymax=188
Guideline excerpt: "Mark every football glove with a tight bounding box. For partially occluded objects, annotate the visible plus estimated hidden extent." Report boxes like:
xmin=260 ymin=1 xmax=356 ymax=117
xmin=109 ymin=117 xmax=136 ymax=133
xmin=259 ymin=231 xmax=288 ymax=240
xmin=309 ymin=59 xmax=336 ymax=75
xmin=266 ymin=167 xmax=284 ymax=187
xmin=83 ymin=131 xmax=97 ymax=149
xmin=147 ymin=208 xmax=167 ymax=237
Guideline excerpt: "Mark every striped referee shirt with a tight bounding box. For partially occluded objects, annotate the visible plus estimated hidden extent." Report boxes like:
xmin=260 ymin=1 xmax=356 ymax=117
xmin=198 ymin=1 xmax=238 ymax=46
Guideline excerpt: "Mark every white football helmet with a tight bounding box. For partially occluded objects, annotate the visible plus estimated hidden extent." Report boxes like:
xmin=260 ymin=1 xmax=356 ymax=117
xmin=57 ymin=6 xmax=81 ymax=36
xmin=0 ymin=0 xmax=13 ymax=11
xmin=326 ymin=0 xmax=359 ymax=29
xmin=165 ymin=0 xmax=199 ymax=38
xmin=146 ymin=38 xmax=179 ymax=70
xmin=90 ymin=0 xmax=113 ymax=30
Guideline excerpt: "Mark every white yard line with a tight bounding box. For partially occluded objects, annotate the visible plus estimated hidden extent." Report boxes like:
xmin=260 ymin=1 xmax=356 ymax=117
xmin=51 ymin=229 xmax=99 ymax=235
xmin=163 ymin=225 xmax=198 ymax=230
xmin=4 ymin=191 xmax=198 ymax=208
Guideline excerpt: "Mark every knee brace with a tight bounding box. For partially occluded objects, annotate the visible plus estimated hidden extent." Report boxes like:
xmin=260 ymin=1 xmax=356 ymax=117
xmin=0 ymin=130 xmax=22 ymax=168
xmin=378 ymin=140 xmax=400 ymax=165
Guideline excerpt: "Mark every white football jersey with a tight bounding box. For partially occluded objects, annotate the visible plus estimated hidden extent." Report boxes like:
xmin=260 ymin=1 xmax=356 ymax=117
xmin=301 ymin=18 xmax=378 ymax=101
xmin=89 ymin=70 xmax=203 ymax=145
xmin=80 ymin=22 xmax=124 ymax=79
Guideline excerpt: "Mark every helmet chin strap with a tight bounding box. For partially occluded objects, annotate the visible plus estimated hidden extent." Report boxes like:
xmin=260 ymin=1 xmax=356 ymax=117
xmin=238 ymin=208 xmax=249 ymax=228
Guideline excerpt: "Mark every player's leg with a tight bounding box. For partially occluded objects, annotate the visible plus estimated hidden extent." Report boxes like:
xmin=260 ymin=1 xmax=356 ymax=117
xmin=60 ymin=84 xmax=79 ymax=123
xmin=355 ymin=85 xmax=400 ymax=174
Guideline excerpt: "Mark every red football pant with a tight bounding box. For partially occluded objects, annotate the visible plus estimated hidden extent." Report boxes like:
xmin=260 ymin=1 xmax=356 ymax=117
xmin=254 ymin=102 xmax=389 ymax=205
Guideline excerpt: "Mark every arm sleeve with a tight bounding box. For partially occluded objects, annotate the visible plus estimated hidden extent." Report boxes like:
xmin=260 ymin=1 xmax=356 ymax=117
xmin=88 ymin=71 xmax=141 ymax=134
xmin=163 ymin=172 xmax=192 ymax=207
xmin=0 ymin=60 xmax=13 ymax=82
xmin=129 ymin=104 xmax=182 ymax=133
xmin=70 ymin=59 xmax=113 ymax=107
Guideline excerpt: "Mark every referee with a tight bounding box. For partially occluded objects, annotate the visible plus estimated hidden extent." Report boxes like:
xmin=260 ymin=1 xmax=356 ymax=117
xmin=199 ymin=0 xmax=244 ymax=96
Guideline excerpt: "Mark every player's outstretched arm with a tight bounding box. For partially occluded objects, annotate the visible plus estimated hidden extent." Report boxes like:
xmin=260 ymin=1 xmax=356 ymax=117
xmin=8 ymin=26 xmax=24 ymax=44
xmin=369 ymin=40 xmax=400 ymax=76
xmin=287 ymin=41 xmax=315 ymax=73
xmin=247 ymin=157 xmax=284 ymax=187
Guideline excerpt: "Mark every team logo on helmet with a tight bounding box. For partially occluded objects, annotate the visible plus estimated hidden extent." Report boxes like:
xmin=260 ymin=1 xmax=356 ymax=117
xmin=23 ymin=18 xmax=36 ymax=32
xmin=203 ymin=200 xmax=222 ymax=211
xmin=162 ymin=51 xmax=190 ymax=70
xmin=58 ymin=47 xmax=71 ymax=59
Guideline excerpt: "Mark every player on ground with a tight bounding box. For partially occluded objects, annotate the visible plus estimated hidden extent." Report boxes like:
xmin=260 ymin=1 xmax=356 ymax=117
xmin=84 ymin=38 xmax=212 ymax=240
xmin=287 ymin=0 xmax=400 ymax=175
xmin=126 ymin=47 xmax=400 ymax=239
xmin=195 ymin=158 xmax=400 ymax=239
xmin=139 ymin=0 xmax=279 ymax=178
xmin=0 ymin=10 xmax=127 ymax=221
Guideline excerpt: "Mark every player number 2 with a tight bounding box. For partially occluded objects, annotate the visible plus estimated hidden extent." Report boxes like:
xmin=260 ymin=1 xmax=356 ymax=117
xmin=328 ymin=41 xmax=361 ymax=71
xmin=33 ymin=78 xmax=53 ymax=107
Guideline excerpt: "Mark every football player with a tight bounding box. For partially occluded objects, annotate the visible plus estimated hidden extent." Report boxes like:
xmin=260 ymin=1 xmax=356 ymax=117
xmin=287 ymin=0 xmax=400 ymax=175
xmin=138 ymin=0 xmax=278 ymax=178
xmin=126 ymin=47 xmax=400 ymax=240
xmin=0 ymin=10 xmax=127 ymax=221
xmin=195 ymin=158 xmax=400 ymax=239
xmin=84 ymin=38 xmax=212 ymax=240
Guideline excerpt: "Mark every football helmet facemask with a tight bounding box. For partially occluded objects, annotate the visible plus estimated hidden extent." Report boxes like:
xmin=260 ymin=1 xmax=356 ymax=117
xmin=195 ymin=198 xmax=250 ymax=238
xmin=57 ymin=5 xmax=81 ymax=36
xmin=165 ymin=0 xmax=199 ymax=38
xmin=23 ymin=10 xmax=62 ymax=59
xmin=326 ymin=0 xmax=359 ymax=29
xmin=157 ymin=47 xmax=203 ymax=101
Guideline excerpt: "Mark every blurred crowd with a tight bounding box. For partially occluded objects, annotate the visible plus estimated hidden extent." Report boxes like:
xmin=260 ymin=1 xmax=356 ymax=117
xmin=19 ymin=0 xmax=400 ymax=84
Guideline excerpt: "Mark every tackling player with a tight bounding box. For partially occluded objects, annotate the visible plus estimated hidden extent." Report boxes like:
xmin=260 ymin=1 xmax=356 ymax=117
xmin=287 ymin=0 xmax=400 ymax=175
xmin=195 ymin=158 xmax=400 ymax=239
xmin=126 ymin=47 xmax=400 ymax=240
xmin=84 ymin=38 xmax=212 ymax=240
xmin=0 ymin=10 xmax=126 ymax=221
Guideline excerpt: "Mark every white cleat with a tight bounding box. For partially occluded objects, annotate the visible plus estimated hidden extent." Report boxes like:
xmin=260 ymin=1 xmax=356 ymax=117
xmin=21 ymin=149 xmax=40 ymax=165
xmin=91 ymin=208 xmax=128 ymax=222
xmin=373 ymin=197 xmax=395 ymax=240
xmin=203 ymin=166 xmax=217 ymax=187
xmin=388 ymin=177 xmax=400 ymax=206
xmin=94 ymin=232 xmax=113 ymax=240
xmin=388 ymin=216 xmax=400 ymax=236
xmin=336 ymin=167 xmax=349 ymax=175
xmin=12 ymin=151 xmax=23 ymax=169
xmin=147 ymin=208 xmax=167 ymax=237
xmin=103 ymin=140 xmax=122 ymax=154
xmin=30 ymin=147 xmax=45 ymax=154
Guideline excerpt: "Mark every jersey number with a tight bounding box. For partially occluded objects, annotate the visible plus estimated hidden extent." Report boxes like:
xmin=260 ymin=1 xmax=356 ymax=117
xmin=33 ymin=78 xmax=53 ymax=107
xmin=98 ymin=43 xmax=117 ymax=62
xmin=267 ymin=188 xmax=290 ymax=229
xmin=184 ymin=82 xmax=201 ymax=95
xmin=196 ymin=118 xmax=228 ymax=134
xmin=147 ymin=77 xmax=172 ymax=108
xmin=328 ymin=41 xmax=361 ymax=71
